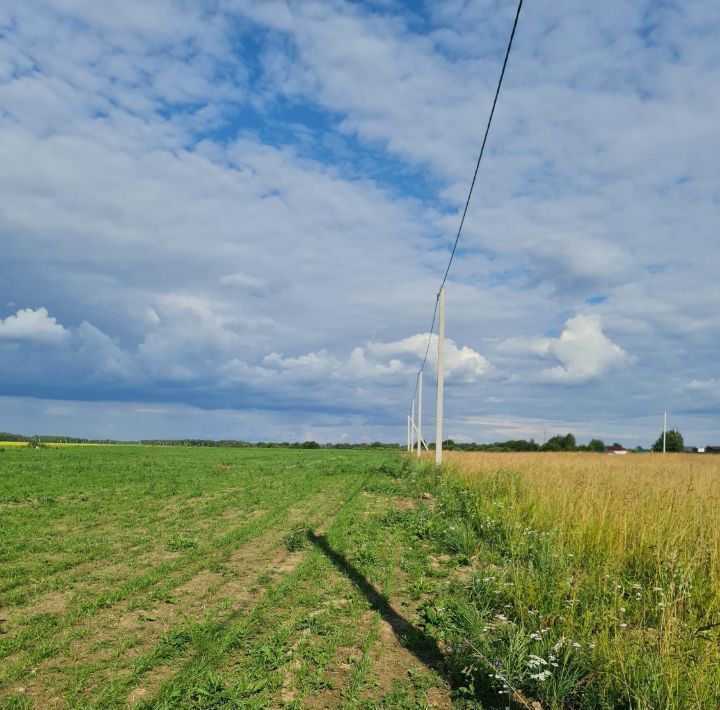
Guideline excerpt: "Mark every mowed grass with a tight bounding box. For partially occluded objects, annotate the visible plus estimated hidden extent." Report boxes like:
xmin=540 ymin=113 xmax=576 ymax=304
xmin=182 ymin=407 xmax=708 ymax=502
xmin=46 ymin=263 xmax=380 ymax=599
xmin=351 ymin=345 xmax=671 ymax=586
xmin=1 ymin=446 xmax=718 ymax=708
xmin=421 ymin=452 xmax=720 ymax=708
xmin=0 ymin=446 xmax=450 ymax=709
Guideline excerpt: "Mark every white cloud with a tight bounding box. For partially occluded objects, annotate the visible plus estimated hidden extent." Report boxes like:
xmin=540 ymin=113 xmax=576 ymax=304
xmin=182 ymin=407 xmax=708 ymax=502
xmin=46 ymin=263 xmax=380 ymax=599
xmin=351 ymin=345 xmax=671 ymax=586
xmin=540 ymin=315 xmax=630 ymax=383
xmin=0 ymin=307 xmax=69 ymax=343
xmin=500 ymin=314 xmax=630 ymax=383
xmin=366 ymin=333 xmax=490 ymax=382
xmin=686 ymin=378 xmax=720 ymax=399
xmin=253 ymin=333 xmax=490 ymax=384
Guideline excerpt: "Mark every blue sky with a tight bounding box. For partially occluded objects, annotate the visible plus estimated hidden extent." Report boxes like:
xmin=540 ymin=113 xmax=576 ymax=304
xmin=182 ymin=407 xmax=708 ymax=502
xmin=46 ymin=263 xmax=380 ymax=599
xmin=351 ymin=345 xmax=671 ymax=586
xmin=1 ymin=0 xmax=719 ymax=445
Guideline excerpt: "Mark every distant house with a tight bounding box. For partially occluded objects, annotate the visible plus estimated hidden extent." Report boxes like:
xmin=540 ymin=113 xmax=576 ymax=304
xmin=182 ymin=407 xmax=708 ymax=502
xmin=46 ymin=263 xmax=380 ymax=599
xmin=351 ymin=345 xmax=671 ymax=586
xmin=607 ymin=444 xmax=629 ymax=455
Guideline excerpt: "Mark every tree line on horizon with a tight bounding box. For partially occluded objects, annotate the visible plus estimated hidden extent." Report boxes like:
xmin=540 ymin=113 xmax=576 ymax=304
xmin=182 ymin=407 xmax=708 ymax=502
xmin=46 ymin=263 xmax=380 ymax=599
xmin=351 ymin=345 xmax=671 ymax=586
xmin=440 ymin=429 xmax=687 ymax=453
xmin=0 ymin=429 xmax=691 ymax=452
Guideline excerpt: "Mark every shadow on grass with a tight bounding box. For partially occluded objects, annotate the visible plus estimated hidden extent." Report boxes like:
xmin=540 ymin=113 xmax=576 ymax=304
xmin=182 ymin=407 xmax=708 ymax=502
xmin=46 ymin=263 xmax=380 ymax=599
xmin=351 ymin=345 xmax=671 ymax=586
xmin=307 ymin=531 xmax=447 ymax=676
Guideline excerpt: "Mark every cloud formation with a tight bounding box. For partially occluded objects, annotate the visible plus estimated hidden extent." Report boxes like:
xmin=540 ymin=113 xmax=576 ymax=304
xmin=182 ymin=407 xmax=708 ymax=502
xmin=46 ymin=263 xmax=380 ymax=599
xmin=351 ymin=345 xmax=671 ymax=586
xmin=0 ymin=307 xmax=68 ymax=344
xmin=499 ymin=314 xmax=630 ymax=383
xmin=0 ymin=0 xmax=719 ymax=442
xmin=538 ymin=315 xmax=630 ymax=383
xmin=365 ymin=334 xmax=490 ymax=382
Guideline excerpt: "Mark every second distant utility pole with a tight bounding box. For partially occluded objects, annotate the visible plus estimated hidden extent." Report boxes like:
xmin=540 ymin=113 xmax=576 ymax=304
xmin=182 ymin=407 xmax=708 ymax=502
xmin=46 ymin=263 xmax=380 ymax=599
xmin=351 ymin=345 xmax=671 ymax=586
xmin=416 ymin=371 xmax=423 ymax=458
xmin=663 ymin=410 xmax=667 ymax=453
xmin=435 ymin=287 xmax=445 ymax=465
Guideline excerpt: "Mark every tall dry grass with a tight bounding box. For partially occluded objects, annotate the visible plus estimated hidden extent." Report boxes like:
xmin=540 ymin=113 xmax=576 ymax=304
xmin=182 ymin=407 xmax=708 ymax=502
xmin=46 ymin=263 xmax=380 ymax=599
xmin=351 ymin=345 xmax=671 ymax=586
xmin=427 ymin=452 xmax=720 ymax=707
xmin=445 ymin=452 xmax=720 ymax=597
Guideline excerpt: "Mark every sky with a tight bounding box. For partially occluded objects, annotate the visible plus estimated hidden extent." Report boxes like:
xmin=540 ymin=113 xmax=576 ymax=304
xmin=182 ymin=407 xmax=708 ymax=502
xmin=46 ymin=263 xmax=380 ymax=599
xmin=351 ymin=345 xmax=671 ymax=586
xmin=0 ymin=0 xmax=719 ymax=446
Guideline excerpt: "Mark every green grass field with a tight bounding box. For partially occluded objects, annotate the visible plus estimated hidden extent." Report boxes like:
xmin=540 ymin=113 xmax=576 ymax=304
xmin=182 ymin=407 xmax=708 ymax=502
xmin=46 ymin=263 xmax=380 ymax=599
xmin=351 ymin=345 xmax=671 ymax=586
xmin=1 ymin=446 xmax=452 ymax=709
xmin=1 ymin=446 xmax=718 ymax=708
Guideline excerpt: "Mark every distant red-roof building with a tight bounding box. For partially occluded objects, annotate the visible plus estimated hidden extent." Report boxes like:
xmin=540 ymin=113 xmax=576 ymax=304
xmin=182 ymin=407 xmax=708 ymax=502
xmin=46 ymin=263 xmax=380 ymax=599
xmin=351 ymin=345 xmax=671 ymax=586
xmin=607 ymin=444 xmax=629 ymax=455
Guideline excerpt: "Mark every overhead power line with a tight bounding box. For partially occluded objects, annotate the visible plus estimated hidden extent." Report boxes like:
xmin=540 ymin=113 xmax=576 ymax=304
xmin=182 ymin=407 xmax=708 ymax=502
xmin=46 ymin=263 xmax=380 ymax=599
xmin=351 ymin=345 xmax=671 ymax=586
xmin=439 ymin=0 xmax=524 ymax=292
xmin=411 ymin=0 xmax=525 ymax=407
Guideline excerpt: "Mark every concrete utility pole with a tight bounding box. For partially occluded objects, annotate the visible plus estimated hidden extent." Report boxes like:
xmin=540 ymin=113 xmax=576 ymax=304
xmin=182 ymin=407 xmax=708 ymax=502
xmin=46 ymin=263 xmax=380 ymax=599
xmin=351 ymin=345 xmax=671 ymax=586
xmin=663 ymin=410 xmax=667 ymax=453
xmin=416 ymin=371 xmax=423 ymax=458
xmin=411 ymin=398 xmax=415 ymax=452
xmin=407 ymin=415 xmax=411 ymax=452
xmin=435 ymin=287 xmax=446 ymax=466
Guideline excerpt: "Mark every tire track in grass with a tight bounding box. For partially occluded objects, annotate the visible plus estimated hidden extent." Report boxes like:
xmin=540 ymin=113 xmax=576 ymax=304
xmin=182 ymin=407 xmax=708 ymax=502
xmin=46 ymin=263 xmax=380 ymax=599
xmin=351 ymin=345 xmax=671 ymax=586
xmin=300 ymin=490 xmax=451 ymax=708
xmin=345 ymin=611 xmax=381 ymax=702
xmin=0 ymin=448 xmax=304 ymax=596
xmin=0 ymin=474 xmax=340 ymax=694
xmin=0 ymin=477 xmax=280 ymax=604
xmin=366 ymin=508 xmax=452 ymax=708
xmin=74 ymin=484 xmax=350 ymax=708
xmin=134 ymin=476 xmax=370 ymax=709
xmin=12 ymin=476 xmax=362 ymax=708
xmin=167 ymin=477 xmax=421 ymax=708
xmin=219 ymin=479 xmax=388 ymax=708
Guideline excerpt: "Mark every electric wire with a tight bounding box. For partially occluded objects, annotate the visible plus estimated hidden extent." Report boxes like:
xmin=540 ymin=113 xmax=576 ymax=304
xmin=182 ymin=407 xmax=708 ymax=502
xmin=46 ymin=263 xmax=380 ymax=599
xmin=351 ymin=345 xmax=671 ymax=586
xmin=409 ymin=0 xmax=524 ymax=411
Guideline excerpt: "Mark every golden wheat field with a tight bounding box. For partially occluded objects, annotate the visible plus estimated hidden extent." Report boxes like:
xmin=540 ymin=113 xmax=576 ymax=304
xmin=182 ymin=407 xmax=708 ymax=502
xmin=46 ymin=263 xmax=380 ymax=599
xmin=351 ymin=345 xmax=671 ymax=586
xmin=444 ymin=451 xmax=720 ymax=581
xmin=430 ymin=451 xmax=720 ymax=706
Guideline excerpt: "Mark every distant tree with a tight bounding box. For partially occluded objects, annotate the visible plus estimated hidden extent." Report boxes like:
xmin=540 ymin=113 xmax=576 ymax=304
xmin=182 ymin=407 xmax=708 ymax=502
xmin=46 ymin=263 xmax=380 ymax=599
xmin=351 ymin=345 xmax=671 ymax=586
xmin=587 ymin=439 xmax=606 ymax=453
xmin=651 ymin=429 xmax=684 ymax=452
xmin=542 ymin=433 xmax=576 ymax=451
xmin=300 ymin=440 xmax=321 ymax=449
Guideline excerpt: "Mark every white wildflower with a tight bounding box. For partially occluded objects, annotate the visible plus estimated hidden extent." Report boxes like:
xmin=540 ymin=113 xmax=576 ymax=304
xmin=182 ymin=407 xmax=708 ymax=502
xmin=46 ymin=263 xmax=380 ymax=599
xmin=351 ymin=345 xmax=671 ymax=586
xmin=530 ymin=670 xmax=552 ymax=682
xmin=527 ymin=655 xmax=548 ymax=669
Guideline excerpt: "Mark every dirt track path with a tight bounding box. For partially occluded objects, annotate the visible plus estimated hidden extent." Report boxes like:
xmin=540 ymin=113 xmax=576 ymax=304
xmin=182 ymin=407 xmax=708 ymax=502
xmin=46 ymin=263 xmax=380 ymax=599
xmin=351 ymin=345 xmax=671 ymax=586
xmin=2 ymin=451 xmax=456 ymax=709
